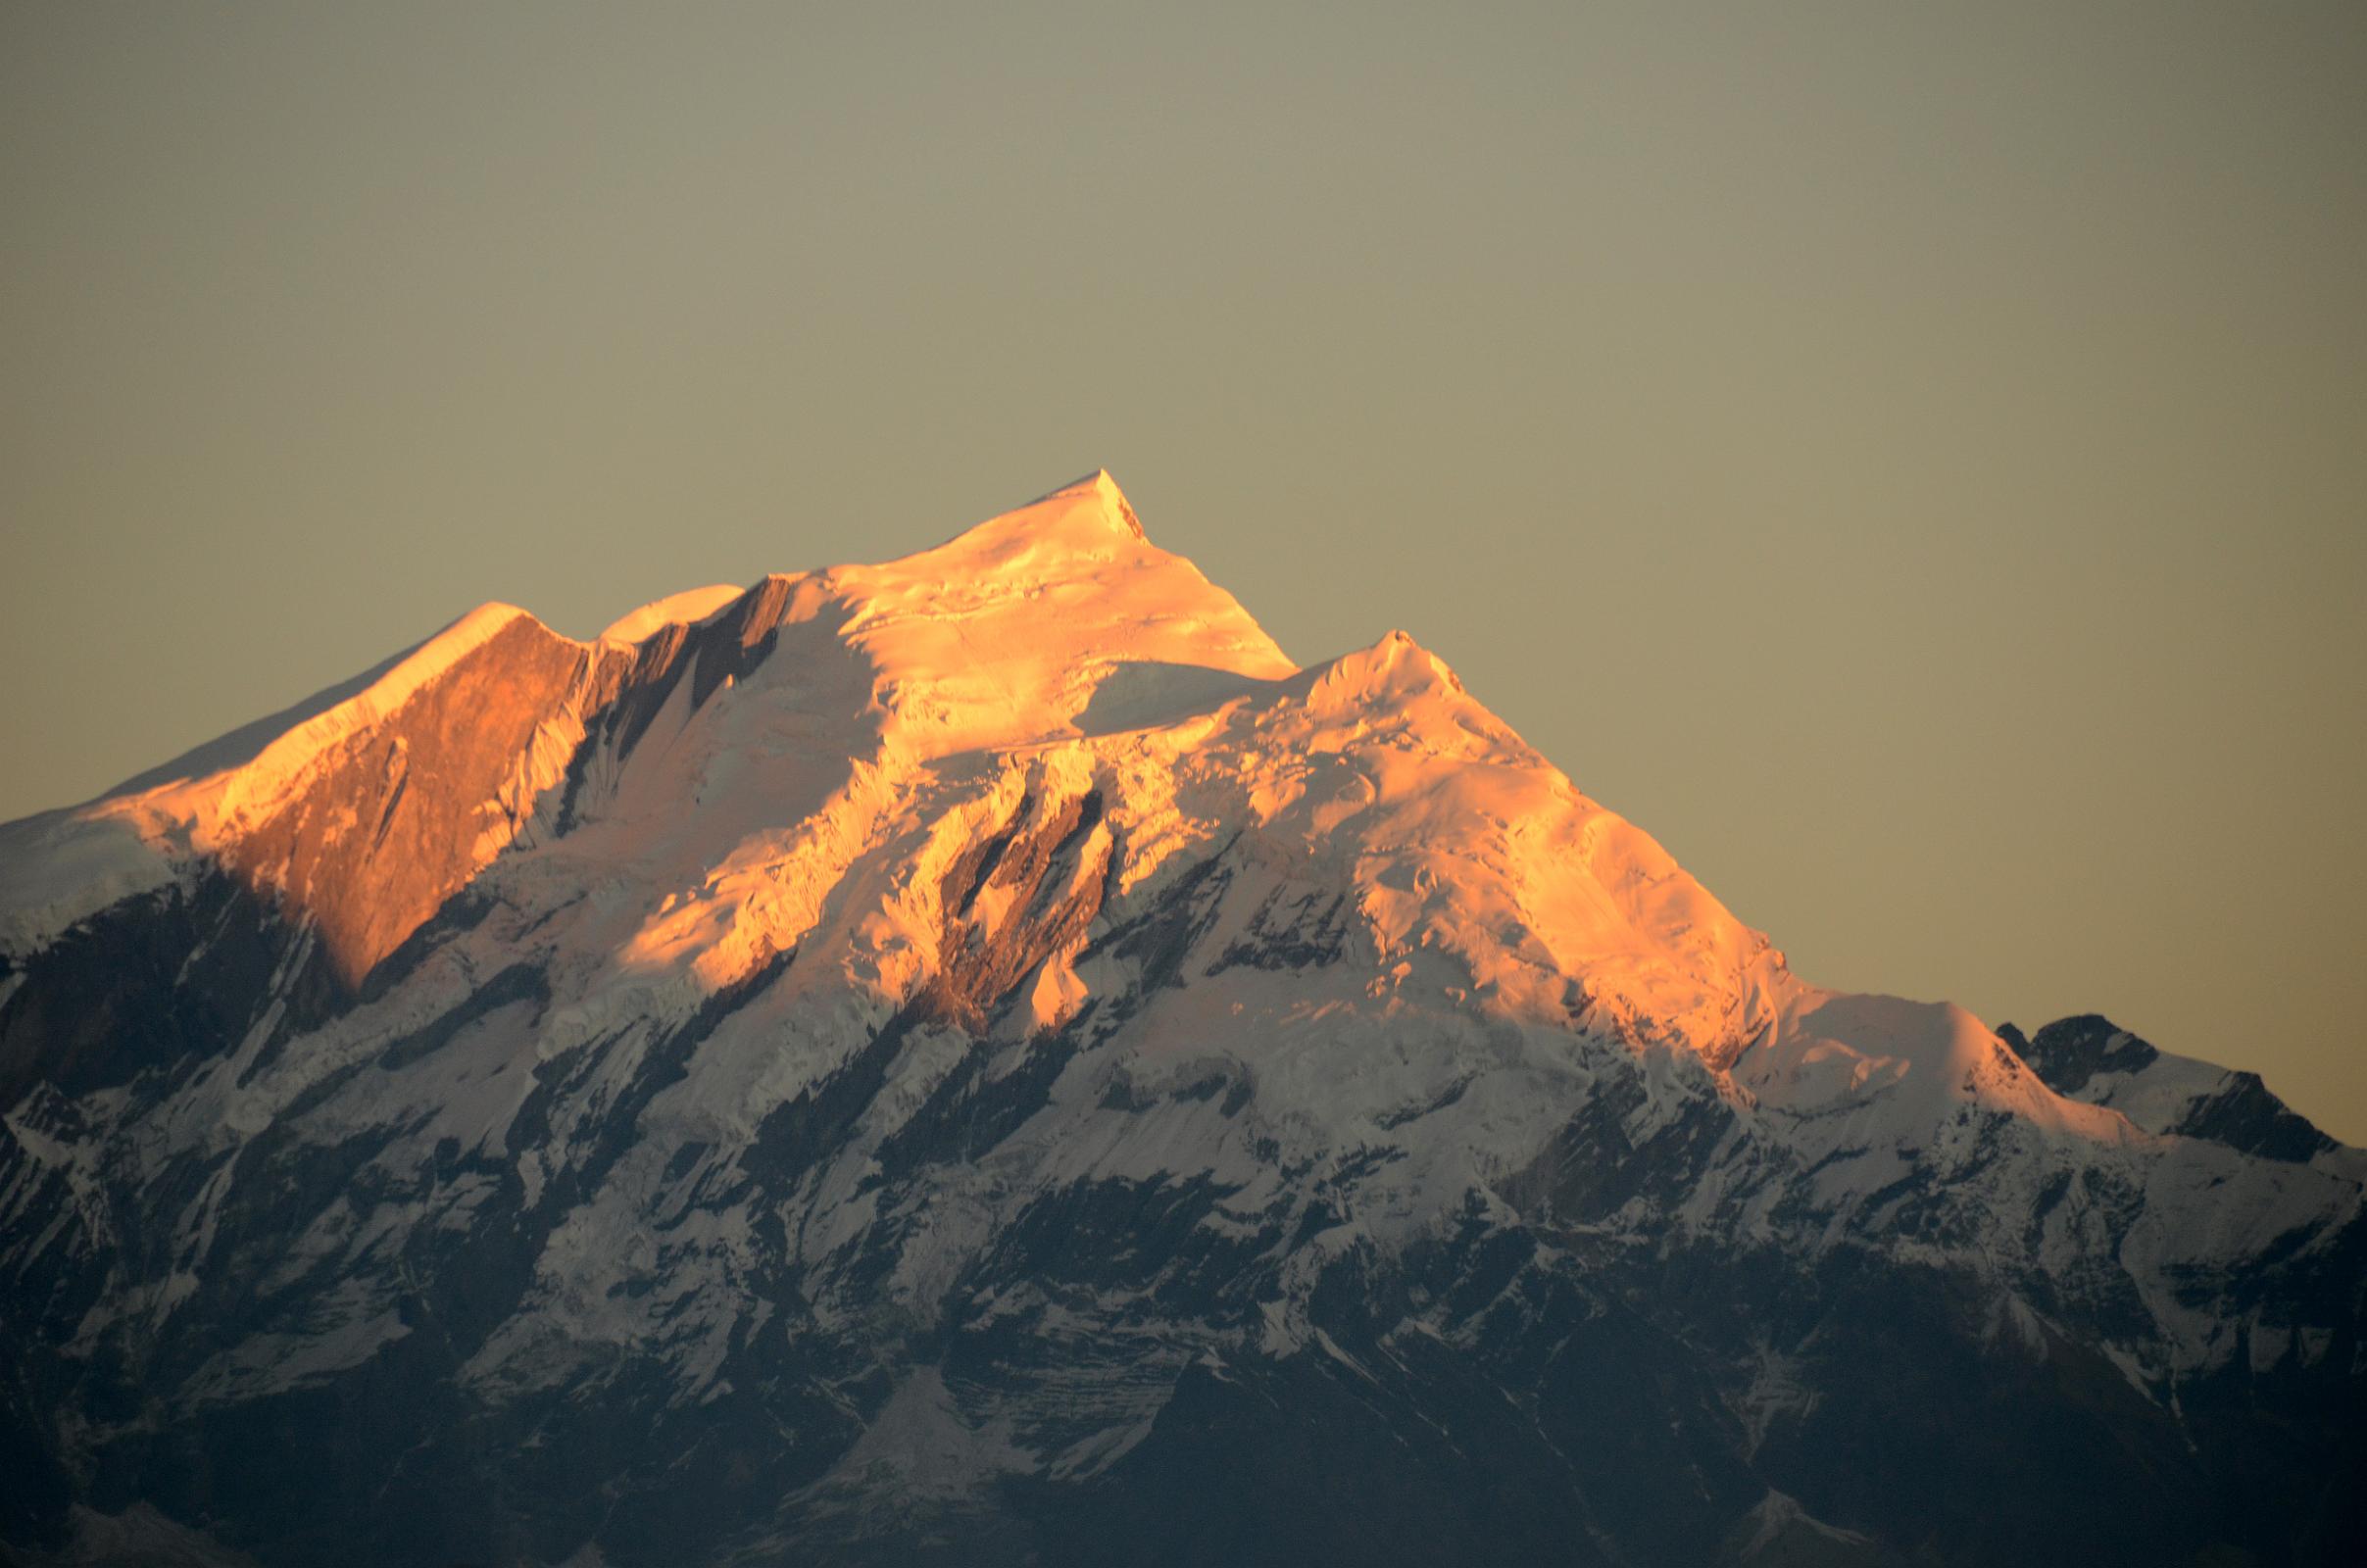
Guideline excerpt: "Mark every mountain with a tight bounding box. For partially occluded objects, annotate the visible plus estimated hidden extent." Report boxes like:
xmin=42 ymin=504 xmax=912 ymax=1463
xmin=2 ymin=472 xmax=2360 ymax=1567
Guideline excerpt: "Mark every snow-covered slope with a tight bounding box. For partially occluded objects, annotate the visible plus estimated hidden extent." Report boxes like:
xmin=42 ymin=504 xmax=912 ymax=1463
xmin=1 ymin=473 xmax=2359 ymax=1568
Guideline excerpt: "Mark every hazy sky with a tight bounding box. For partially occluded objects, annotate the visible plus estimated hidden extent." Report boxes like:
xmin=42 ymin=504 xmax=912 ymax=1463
xmin=4 ymin=4 xmax=2362 ymax=1139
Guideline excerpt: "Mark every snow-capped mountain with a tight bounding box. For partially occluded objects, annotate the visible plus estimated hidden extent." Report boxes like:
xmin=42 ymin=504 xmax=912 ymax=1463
xmin=2 ymin=473 xmax=2360 ymax=1567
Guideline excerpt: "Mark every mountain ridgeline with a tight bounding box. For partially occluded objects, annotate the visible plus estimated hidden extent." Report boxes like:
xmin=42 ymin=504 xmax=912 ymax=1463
xmin=1 ymin=473 xmax=2360 ymax=1567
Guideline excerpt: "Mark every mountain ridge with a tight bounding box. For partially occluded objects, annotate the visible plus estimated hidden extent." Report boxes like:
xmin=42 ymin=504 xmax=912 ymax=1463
xmin=1 ymin=473 xmax=2359 ymax=1566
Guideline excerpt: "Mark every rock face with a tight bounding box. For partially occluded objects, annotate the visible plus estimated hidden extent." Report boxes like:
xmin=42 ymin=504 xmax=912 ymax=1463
xmin=1 ymin=472 xmax=2361 ymax=1567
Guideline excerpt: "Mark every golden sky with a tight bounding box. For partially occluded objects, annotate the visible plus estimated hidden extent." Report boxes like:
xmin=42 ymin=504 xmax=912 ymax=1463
xmin=4 ymin=3 xmax=2362 ymax=1139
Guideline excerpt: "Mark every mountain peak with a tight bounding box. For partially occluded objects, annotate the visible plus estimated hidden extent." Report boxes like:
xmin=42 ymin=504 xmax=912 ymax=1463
xmin=815 ymin=474 xmax=1293 ymax=758
xmin=877 ymin=470 xmax=1159 ymax=593
xmin=1299 ymin=627 xmax=1469 ymax=710
xmin=1025 ymin=467 xmax=1148 ymax=541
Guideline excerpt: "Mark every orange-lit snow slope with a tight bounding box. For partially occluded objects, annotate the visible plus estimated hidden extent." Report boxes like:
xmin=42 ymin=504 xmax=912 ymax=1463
xmin=0 ymin=472 xmax=2168 ymax=1158
xmin=7 ymin=472 xmax=1787 ymax=1042
xmin=0 ymin=472 xmax=2253 ymax=1149
xmin=0 ymin=471 xmax=2185 ymax=1141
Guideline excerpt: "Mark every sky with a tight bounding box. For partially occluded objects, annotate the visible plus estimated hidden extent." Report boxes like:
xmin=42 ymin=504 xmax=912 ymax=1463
xmin=3 ymin=3 xmax=2362 ymax=1140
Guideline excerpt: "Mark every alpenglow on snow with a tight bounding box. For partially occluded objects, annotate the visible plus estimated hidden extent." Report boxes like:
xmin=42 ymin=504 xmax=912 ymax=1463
xmin=2 ymin=472 xmax=2360 ymax=1567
